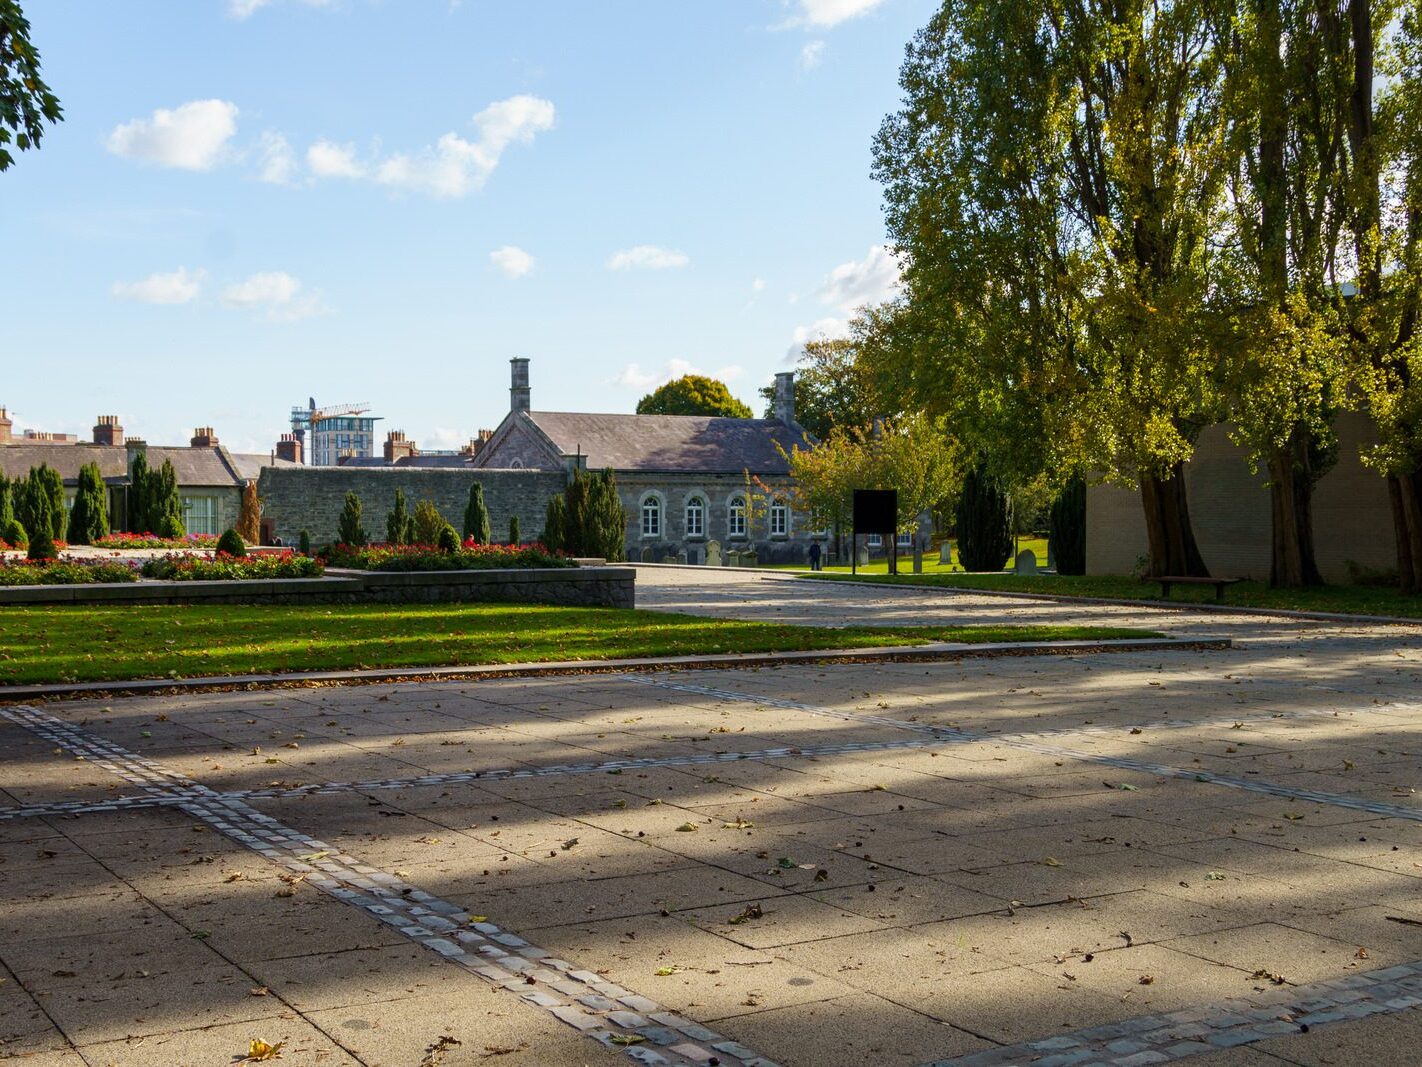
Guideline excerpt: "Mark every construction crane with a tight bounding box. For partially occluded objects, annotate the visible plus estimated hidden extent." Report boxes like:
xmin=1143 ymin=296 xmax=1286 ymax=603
xmin=289 ymin=400 xmax=372 ymax=435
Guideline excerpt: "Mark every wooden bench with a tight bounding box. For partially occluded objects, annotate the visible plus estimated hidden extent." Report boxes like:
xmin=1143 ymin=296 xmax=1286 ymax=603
xmin=1146 ymin=575 xmax=1242 ymax=602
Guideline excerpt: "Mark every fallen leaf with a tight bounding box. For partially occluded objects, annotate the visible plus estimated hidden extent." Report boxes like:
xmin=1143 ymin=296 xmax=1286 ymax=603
xmin=1043 ymin=857 xmax=1062 ymax=867
xmin=723 ymin=818 xmax=755 ymax=830
xmin=609 ymin=1034 xmax=646 ymax=1046
xmin=654 ymin=965 xmax=681 ymax=976
xmin=1138 ymin=974 xmax=1154 ymax=985
xmin=675 ymin=823 xmax=699 ymax=833
xmin=242 ymin=1037 xmax=285 ymax=1062
xmin=728 ymin=904 xmax=765 ymax=925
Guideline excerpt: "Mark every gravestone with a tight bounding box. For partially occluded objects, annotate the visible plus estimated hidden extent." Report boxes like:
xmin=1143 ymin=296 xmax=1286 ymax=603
xmin=1014 ymin=549 xmax=1038 ymax=575
xmin=856 ymin=545 xmax=870 ymax=566
xmin=640 ymin=547 xmax=654 ymax=563
xmin=705 ymin=540 xmax=722 ymax=567
xmin=939 ymin=543 xmax=952 ymax=566
xmin=913 ymin=543 xmax=924 ymax=573
xmin=738 ymin=551 xmax=758 ymax=567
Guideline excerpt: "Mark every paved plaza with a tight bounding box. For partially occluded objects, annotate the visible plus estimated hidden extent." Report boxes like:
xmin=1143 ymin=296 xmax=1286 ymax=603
xmin=3 ymin=570 xmax=1422 ymax=1066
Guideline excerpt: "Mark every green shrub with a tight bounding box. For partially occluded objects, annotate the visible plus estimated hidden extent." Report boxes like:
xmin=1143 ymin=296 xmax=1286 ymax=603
xmin=337 ymin=492 xmax=367 ymax=546
xmin=508 ymin=514 xmax=521 ymax=546
xmin=24 ymin=488 xmax=57 ymax=560
xmin=0 ymin=472 xmax=13 ymax=529
xmin=216 ymin=528 xmax=247 ymax=557
xmin=437 ymin=523 xmax=460 ymax=553
xmin=411 ymin=500 xmax=447 ymax=545
xmin=298 ymin=529 xmax=311 ymax=556
xmin=560 ymin=467 xmax=626 ymax=559
xmin=955 ymin=463 xmax=1014 ymax=572
xmin=321 ymin=543 xmax=574 ymax=572
xmin=128 ymin=449 xmax=152 ymax=533
xmin=0 ymin=559 xmax=138 ymax=585
xmin=16 ymin=464 xmax=66 ymax=544
xmin=386 ymin=488 xmax=410 ymax=545
xmin=141 ymin=552 xmax=323 ymax=581
xmin=1048 ymin=475 xmax=1087 ymax=576
xmin=463 ymin=482 xmax=491 ymax=545
xmin=2 ymin=517 xmax=28 ymax=549
xmin=67 ymin=462 xmax=110 ymax=546
xmin=542 ymin=494 xmax=566 ymax=553
xmin=153 ymin=460 xmax=185 ymax=539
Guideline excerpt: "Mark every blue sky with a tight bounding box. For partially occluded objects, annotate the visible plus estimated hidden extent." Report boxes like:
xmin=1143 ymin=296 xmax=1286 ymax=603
xmin=3 ymin=0 xmax=930 ymax=454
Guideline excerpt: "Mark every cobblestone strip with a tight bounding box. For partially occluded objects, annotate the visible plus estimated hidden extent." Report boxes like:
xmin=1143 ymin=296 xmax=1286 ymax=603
xmin=0 ymin=735 xmax=944 ymax=823
xmin=929 ymin=959 xmax=1422 ymax=1066
xmin=628 ymin=677 xmax=1422 ymax=822
xmin=3 ymin=705 xmax=776 ymax=1067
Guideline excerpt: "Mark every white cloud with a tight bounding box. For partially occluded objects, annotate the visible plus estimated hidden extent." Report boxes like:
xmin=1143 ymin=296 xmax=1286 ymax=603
xmin=221 ymin=271 xmax=328 ymax=321
xmin=106 ymin=100 xmax=239 ymax=171
xmin=111 ymin=267 xmax=206 ymax=305
xmin=817 ymin=244 xmax=902 ymax=313
xmin=613 ymin=358 xmax=744 ymax=391
xmin=306 ymin=139 xmax=366 ymax=179
xmin=789 ymin=0 xmax=888 ymax=28
xmin=372 ymin=95 xmax=555 ymax=197
xmin=490 ymin=245 xmax=535 ymax=278
xmin=257 ymin=130 xmax=296 ymax=184
xmin=800 ymin=40 xmax=826 ymax=69
xmin=228 ymin=0 xmax=334 ymax=20
xmin=752 ymin=277 xmax=766 ymax=292
xmin=785 ymin=316 xmax=850 ymax=363
xmin=607 ymin=245 xmax=690 ymax=271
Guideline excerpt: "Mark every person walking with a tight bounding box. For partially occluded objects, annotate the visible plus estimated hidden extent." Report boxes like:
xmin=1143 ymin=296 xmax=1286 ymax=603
xmin=808 ymin=541 xmax=822 ymax=572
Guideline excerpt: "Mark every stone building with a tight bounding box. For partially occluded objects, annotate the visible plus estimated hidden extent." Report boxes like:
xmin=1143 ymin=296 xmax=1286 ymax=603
xmin=0 ymin=411 xmax=292 ymax=536
xmin=1086 ymin=412 xmax=1394 ymax=583
xmin=472 ymin=359 xmax=820 ymax=564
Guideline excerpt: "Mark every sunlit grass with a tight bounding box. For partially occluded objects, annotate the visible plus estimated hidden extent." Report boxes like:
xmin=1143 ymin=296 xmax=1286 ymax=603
xmin=0 ymin=603 xmax=1160 ymax=685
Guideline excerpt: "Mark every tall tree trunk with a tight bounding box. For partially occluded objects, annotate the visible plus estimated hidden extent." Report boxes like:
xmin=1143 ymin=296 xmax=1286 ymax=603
xmin=1392 ymin=473 xmax=1422 ymax=595
xmin=1266 ymin=427 xmax=1324 ymax=587
xmin=1140 ymin=463 xmax=1209 ymax=577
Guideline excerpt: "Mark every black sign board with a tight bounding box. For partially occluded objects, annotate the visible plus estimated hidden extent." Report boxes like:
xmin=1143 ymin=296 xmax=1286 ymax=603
xmin=852 ymin=489 xmax=898 ymax=535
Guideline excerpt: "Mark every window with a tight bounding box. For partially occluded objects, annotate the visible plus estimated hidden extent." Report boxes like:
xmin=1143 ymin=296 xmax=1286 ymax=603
xmin=182 ymin=495 xmax=219 ymax=536
xmin=641 ymin=496 xmax=661 ymax=538
xmin=897 ymin=530 xmax=913 ymax=547
xmin=769 ymin=499 xmax=788 ymax=538
xmin=867 ymin=533 xmax=882 ymax=547
xmin=728 ymin=495 xmax=746 ymax=538
xmin=685 ymin=496 xmax=704 ymax=538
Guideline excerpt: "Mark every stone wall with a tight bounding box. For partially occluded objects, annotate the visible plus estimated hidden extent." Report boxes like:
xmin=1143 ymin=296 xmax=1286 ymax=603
xmin=256 ymin=467 xmax=568 ymax=546
xmin=1086 ymin=412 xmax=1394 ymax=582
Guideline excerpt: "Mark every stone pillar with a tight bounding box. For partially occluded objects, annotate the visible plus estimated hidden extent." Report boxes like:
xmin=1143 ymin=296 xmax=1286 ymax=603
xmin=772 ymin=371 xmax=796 ymax=426
xmin=510 ymin=357 xmax=531 ymax=415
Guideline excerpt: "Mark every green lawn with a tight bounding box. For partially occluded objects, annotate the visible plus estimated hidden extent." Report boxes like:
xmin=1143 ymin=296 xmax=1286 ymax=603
xmin=764 ymin=536 xmax=1051 ymax=575
xmin=804 ymin=571 xmax=1422 ymax=619
xmin=0 ymin=603 xmax=1161 ymax=686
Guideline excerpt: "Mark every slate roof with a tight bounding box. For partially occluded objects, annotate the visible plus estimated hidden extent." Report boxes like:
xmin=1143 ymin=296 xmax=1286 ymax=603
xmin=230 ymin=453 xmax=301 ymax=480
xmin=0 ymin=444 xmax=245 ymax=487
xmin=334 ymin=455 xmax=475 ymax=469
xmin=526 ymin=411 xmax=808 ymax=474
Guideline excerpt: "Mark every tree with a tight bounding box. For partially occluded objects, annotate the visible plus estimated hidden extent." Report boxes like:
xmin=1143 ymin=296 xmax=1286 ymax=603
xmin=437 ymin=523 xmax=460 ymax=553
xmin=875 ymin=0 xmax=1230 ymax=578
xmin=236 ymin=482 xmax=261 ymax=544
xmin=127 ymin=450 xmax=152 ymax=533
xmin=386 ymin=488 xmax=410 ymax=545
xmin=636 ymin=375 xmax=753 ymax=418
xmin=24 ymin=488 xmax=54 ymax=560
xmin=542 ymin=494 xmax=567 ymax=552
xmin=0 ymin=472 xmax=11 ymax=529
xmin=508 ymin=514 xmax=521 ymax=545
xmin=67 ymin=462 xmax=109 ymax=545
xmin=17 ymin=464 xmax=65 ymax=542
xmin=216 ymin=528 xmax=247 ymax=557
xmin=757 ymin=336 xmax=879 ymax=439
xmin=411 ymin=500 xmax=447 ymax=545
xmin=1048 ymin=476 xmax=1087 ymax=576
xmin=559 ymin=468 xmax=628 ymax=559
xmin=462 ymin=482 xmax=491 ymax=545
xmin=0 ymin=1 xmax=62 ymax=172
xmin=955 ymin=462 xmax=1015 ymax=571
xmin=338 ymin=492 xmax=367 ymax=546
xmin=152 ymin=460 xmax=184 ymax=539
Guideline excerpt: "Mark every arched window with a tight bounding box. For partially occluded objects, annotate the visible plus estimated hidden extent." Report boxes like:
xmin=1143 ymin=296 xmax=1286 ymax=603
xmin=769 ymin=499 xmax=788 ymax=538
xmin=728 ymin=495 xmax=747 ymax=538
xmin=685 ymin=496 xmax=704 ymax=538
xmin=641 ymin=495 xmax=661 ymax=538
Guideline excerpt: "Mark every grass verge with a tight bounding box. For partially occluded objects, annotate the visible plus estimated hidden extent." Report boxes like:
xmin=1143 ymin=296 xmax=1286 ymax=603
xmin=0 ymin=603 xmax=1162 ymax=686
xmin=803 ymin=571 xmax=1422 ymax=618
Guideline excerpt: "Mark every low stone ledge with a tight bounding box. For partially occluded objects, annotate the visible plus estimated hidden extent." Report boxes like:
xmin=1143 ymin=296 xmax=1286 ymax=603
xmin=0 ymin=567 xmax=635 ymax=609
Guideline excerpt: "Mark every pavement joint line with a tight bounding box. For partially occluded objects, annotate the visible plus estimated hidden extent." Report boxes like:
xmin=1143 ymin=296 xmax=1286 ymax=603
xmin=626 ymin=676 xmax=1422 ymax=822
xmin=4 ymin=698 xmax=1408 ymax=826
xmin=926 ymin=959 xmax=1422 ymax=1066
xmin=0 ymin=703 xmax=779 ymax=1067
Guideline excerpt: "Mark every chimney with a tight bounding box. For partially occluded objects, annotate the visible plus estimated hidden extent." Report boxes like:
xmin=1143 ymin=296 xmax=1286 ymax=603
xmin=0 ymin=407 xmax=11 ymax=445
xmin=510 ymin=357 xmax=531 ymax=415
xmin=275 ymin=433 xmax=303 ymax=464
xmin=772 ymin=371 xmax=797 ymax=426
xmin=190 ymin=426 xmax=219 ymax=448
xmin=384 ymin=430 xmax=416 ymax=463
xmin=93 ymin=415 xmax=124 ymax=447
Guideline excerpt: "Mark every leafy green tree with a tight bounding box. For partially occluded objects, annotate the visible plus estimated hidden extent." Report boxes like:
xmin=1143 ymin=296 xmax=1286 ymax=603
xmin=337 ymin=492 xmax=367 ymax=546
xmin=757 ymin=337 xmax=879 ymax=439
xmin=463 ymin=482 xmax=491 ymax=544
xmin=386 ymin=488 xmax=410 ymax=545
xmin=542 ymin=494 xmax=567 ymax=552
xmin=411 ymin=500 xmax=447 ymax=545
xmin=127 ymin=450 xmax=151 ymax=533
xmin=153 ymin=460 xmax=184 ymax=539
xmin=508 ymin=514 xmax=521 ymax=545
xmin=66 ymin=462 xmax=109 ymax=545
xmin=636 ymin=375 xmax=753 ymax=418
xmin=875 ymin=0 xmax=1230 ymax=577
xmin=0 ymin=1 xmax=63 ymax=172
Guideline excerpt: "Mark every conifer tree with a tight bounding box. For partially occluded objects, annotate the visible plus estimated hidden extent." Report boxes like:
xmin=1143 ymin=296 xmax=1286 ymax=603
xmin=542 ymin=494 xmax=567 ymax=553
xmin=338 ymin=492 xmax=367 ymax=546
xmin=153 ymin=460 xmax=184 ymax=539
xmin=67 ymin=462 xmax=109 ymax=545
xmin=508 ymin=514 xmax=521 ymax=546
xmin=463 ymin=482 xmax=491 ymax=545
xmin=128 ymin=450 xmax=152 ymax=533
xmin=386 ymin=488 xmax=409 ymax=545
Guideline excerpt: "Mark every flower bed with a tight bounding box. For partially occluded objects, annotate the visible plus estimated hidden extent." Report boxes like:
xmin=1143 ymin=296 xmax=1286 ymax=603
xmin=322 ymin=542 xmax=574 ymax=572
xmin=0 ymin=559 xmax=139 ymax=585
xmin=95 ymin=533 xmax=219 ymax=551
xmin=139 ymin=551 xmax=324 ymax=581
